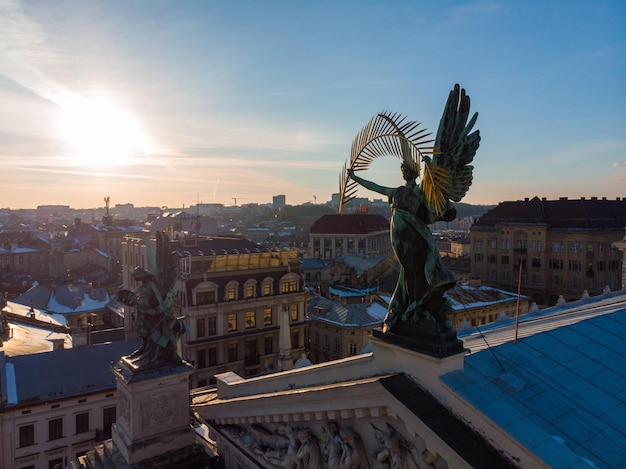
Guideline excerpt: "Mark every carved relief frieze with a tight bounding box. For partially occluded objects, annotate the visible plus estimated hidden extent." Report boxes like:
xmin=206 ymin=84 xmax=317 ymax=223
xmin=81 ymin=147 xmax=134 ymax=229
xmin=215 ymin=419 xmax=448 ymax=469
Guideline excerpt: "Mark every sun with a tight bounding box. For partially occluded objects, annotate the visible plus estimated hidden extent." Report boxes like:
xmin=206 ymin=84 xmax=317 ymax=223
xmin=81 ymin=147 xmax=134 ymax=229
xmin=57 ymin=96 xmax=153 ymax=167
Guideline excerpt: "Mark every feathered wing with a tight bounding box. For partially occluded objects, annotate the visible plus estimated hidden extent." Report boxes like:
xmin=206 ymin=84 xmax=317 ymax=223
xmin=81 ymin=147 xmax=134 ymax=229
xmin=431 ymin=83 xmax=481 ymax=203
xmin=339 ymin=111 xmax=436 ymax=214
xmin=155 ymin=231 xmax=178 ymax=295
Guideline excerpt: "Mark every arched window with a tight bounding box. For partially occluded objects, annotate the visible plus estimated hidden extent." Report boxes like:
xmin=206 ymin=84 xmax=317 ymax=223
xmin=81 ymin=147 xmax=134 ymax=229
xmin=280 ymin=273 xmax=300 ymax=294
xmin=262 ymin=277 xmax=274 ymax=296
xmin=244 ymin=279 xmax=258 ymax=299
xmin=193 ymin=282 xmax=218 ymax=305
xmin=225 ymin=281 xmax=239 ymax=301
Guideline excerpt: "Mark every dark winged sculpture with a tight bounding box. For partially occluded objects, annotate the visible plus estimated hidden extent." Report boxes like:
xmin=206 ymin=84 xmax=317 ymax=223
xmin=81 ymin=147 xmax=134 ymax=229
xmin=118 ymin=232 xmax=187 ymax=370
xmin=340 ymin=84 xmax=480 ymax=335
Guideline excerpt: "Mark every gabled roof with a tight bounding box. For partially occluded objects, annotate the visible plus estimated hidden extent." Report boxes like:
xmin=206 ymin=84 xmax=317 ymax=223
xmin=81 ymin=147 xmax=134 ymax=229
xmin=13 ymin=284 xmax=110 ymax=313
xmin=310 ymin=213 xmax=389 ymax=234
xmin=308 ymin=296 xmax=387 ymax=326
xmin=472 ymin=196 xmax=626 ymax=230
xmin=329 ymin=253 xmax=390 ymax=274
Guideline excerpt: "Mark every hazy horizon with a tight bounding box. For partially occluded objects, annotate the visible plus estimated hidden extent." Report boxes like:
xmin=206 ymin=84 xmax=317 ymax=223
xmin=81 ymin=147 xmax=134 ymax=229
xmin=1 ymin=1 xmax=624 ymax=210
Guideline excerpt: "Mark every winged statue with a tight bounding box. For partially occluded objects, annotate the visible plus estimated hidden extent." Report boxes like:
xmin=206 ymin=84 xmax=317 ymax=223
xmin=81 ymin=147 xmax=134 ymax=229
xmin=118 ymin=231 xmax=187 ymax=370
xmin=339 ymin=84 xmax=480 ymax=332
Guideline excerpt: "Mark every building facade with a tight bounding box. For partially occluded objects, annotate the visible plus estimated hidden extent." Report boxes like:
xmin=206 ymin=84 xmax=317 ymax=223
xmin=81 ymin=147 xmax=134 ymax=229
xmin=307 ymin=295 xmax=386 ymax=364
xmin=470 ymin=197 xmax=626 ymax=305
xmin=121 ymin=235 xmax=307 ymax=388
xmin=309 ymin=213 xmax=391 ymax=260
xmin=0 ymin=341 xmax=137 ymax=469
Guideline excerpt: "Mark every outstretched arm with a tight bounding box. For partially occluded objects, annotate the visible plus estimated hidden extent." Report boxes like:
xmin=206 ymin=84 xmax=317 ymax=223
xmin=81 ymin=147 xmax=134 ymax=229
xmin=348 ymin=169 xmax=394 ymax=197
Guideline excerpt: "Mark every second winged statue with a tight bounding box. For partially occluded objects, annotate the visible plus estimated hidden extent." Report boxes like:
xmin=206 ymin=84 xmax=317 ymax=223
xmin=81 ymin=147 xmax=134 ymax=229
xmin=340 ymin=84 xmax=480 ymax=333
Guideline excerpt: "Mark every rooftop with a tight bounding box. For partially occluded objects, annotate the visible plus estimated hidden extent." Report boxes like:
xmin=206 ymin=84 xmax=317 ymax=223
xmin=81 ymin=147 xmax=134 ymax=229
xmin=443 ymin=289 xmax=626 ymax=468
xmin=472 ymin=196 xmax=626 ymax=230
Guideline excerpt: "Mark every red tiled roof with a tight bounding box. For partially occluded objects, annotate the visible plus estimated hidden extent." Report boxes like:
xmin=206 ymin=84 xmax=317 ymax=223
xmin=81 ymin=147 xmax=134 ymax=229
xmin=310 ymin=214 xmax=389 ymax=234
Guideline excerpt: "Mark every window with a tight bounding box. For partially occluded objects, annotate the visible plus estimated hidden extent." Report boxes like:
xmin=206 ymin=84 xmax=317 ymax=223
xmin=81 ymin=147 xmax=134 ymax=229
xmin=196 ymin=318 xmax=206 ymax=338
xmin=208 ymin=347 xmax=217 ymax=366
xmin=102 ymin=406 xmax=116 ymax=439
xmin=552 ymin=275 xmax=562 ymax=286
xmin=500 ymin=239 xmax=510 ymax=250
xmin=228 ymin=343 xmax=238 ymax=362
xmin=76 ymin=412 xmax=89 ymax=434
xmin=474 ymin=239 xmax=483 ymax=248
xmin=227 ymin=313 xmax=237 ymax=332
xmin=349 ymin=343 xmax=357 ymax=355
xmin=263 ymin=307 xmax=272 ymax=326
xmin=531 ymin=240 xmax=543 ymax=252
xmin=227 ymin=285 xmax=237 ymax=300
xmin=49 ymin=458 xmax=63 ymax=469
xmin=245 ymin=340 xmax=258 ymax=365
xmin=532 ymin=258 xmax=541 ymax=268
xmin=245 ymin=282 xmax=256 ymax=298
xmin=569 ymin=243 xmax=582 ymax=253
xmin=291 ymin=331 xmax=300 ymax=348
xmin=196 ymin=290 xmax=216 ymax=305
xmin=245 ymin=311 xmax=256 ymax=329
xmin=334 ymin=338 xmax=341 ymax=353
xmin=501 ymin=256 xmax=509 ymax=265
xmin=49 ymin=417 xmax=63 ymax=440
xmin=197 ymin=349 xmax=207 ymax=369
xmin=474 ymin=253 xmax=484 ymax=262
xmin=281 ymin=280 xmax=298 ymax=293
xmin=569 ymin=260 xmax=581 ymax=272
xmin=597 ymin=261 xmax=605 ymax=271
xmin=487 ymin=254 xmax=496 ymax=263
xmin=264 ymin=337 xmax=273 ymax=355
xmin=290 ymin=304 xmax=298 ymax=322
xmin=323 ymin=335 xmax=329 ymax=349
xmin=208 ymin=317 xmax=217 ymax=336
xmin=532 ymin=273 xmax=541 ymax=285
xmin=488 ymin=239 xmax=497 ymax=249
xmin=313 ymin=332 xmax=319 ymax=345
xmin=608 ymin=260 xmax=619 ymax=270
xmin=19 ymin=424 xmax=35 ymax=447
xmin=549 ymin=259 xmax=564 ymax=270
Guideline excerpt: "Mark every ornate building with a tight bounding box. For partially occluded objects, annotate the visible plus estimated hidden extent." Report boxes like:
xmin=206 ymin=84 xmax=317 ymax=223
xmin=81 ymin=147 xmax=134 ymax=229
xmin=469 ymin=196 xmax=626 ymax=305
xmin=308 ymin=213 xmax=391 ymax=260
xmin=121 ymin=235 xmax=307 ymax=388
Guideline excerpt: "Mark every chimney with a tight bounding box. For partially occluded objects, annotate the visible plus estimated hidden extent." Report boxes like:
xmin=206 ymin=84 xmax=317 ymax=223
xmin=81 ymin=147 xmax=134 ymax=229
xmin=50 ymin=338 xmax=65 ymax=350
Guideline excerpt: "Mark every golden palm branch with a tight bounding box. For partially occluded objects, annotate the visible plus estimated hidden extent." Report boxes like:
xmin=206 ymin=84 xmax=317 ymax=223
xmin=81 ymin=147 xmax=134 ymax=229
xmin=339 ymin=111 xmax=449 ymax=215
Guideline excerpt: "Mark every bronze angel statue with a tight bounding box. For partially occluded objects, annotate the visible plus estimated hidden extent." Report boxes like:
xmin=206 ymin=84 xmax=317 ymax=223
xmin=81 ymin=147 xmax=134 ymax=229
xmin=340 ymin=84 xmax=480 ymax=333
xmin=118 ymin=231 xmax=187 ymax=369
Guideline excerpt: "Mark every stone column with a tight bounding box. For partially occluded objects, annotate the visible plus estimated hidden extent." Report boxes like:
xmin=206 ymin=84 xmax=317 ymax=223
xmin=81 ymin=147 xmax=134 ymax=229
xmin=277 ymin=306 xmax=293 ymax=370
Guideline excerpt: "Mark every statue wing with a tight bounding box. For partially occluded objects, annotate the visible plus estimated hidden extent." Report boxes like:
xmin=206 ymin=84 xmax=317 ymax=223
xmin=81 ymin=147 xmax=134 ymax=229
xmin=431 ymin=83 xmax=480 ymax=203
xmin=339 ymin=111 xmax=435 ymax=214
xmin=155 ymin=231 xmax=178 ymax=295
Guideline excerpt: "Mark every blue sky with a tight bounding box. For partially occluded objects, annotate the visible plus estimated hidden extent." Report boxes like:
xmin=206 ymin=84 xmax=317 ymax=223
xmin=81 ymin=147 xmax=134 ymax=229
xmin=1 ymin=0 xmax=624 ymax=209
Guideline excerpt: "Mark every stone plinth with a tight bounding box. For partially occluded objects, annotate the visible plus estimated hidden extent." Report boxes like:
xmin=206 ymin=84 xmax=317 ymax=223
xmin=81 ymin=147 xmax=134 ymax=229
xmin=111 ymin=359 xmax=195 ymax=465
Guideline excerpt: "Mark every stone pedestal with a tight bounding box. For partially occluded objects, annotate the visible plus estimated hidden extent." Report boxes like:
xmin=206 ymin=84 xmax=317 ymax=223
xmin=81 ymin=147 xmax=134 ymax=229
xmin=373 ymin=322 xmax=465 ymax=358
xmin=111 ymin=359 xmax=195 ymax=466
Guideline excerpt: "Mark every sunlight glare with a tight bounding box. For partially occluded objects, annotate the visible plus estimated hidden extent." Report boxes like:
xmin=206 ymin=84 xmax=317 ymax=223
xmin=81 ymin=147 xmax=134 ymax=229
xmin=57 ymin=96 xmax=154 ymax=167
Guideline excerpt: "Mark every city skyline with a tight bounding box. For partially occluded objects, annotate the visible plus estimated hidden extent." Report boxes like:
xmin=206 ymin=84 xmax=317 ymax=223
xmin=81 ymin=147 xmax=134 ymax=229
xmin=1 ymin=0 xmax=624 ymax=209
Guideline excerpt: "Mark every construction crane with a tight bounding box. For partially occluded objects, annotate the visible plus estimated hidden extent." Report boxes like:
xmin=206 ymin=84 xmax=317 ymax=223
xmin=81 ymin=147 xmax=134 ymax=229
xmin=232 ymin=197 xmax=246 ymax=206
xmin=313 ymin=195 xmax=317 ymax=204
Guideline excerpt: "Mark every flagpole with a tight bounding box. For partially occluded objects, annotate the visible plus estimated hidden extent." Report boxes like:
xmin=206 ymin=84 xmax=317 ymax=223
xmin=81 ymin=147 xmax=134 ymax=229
xmin=514 ymin=257 xmax=523 ymax=343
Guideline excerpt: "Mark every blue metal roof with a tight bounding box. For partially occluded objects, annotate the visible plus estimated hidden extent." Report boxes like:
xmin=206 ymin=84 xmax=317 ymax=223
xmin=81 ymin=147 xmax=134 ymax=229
xmin=442 ymin=304 xmax=626 ymax=468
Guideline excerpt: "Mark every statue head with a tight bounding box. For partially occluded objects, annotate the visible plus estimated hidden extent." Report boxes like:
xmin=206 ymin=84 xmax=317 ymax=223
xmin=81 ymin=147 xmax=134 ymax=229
xmin=400 ymin=162 xmax=418 ymax=182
